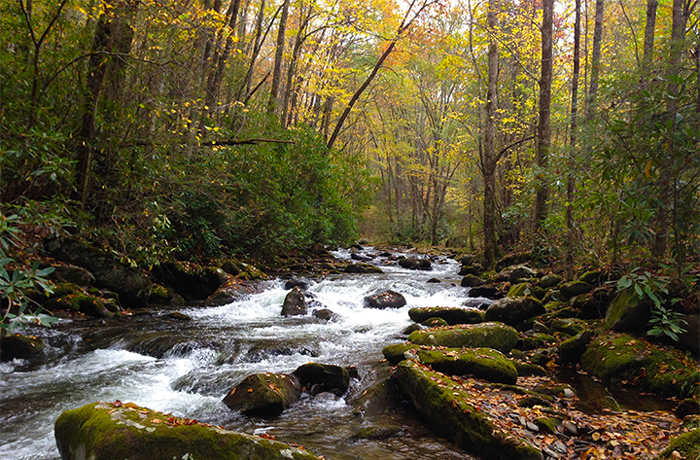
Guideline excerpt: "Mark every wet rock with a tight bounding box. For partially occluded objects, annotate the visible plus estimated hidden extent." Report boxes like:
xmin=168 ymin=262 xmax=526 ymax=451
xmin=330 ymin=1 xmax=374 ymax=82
xmin=281 ymin=287 xmax=308 ymax=316
xmin=398 ymin=257 xmax=431 ymax=270
xmin=348 ymin=425 xmax=404 ymax=441
xmin=427 ymin=278 xmax=442 ymax=283
xmin=148 ymin=283 xmax=184 ymax=306
xmin=395 ymin=360 xmax=543 ymax=460
xmin=559 ymin=281 xmax=593 ymax=301
xmin=150 ymin=261 xmax=226 ymax=301
xmin=284 ymin=279 xmax=308 ymax=290
xmin=518 ymin=332 xmax=557 ymax=351
xmin=408 ymin=322 xmax=519 ymax=353
xmin=364 ymin=290 xmax=406 ymax=309
xmin=485 ymin=297 xmax=545 ymax=326
xmin=461 ymin=274 xmax=483 ymax=287
xmin=604 ymin=289 xmax=651 ymax=333
xmin=344 ymin=263 xmax=383 ymax=274
xmin=223 ymin=373 xmax=302 ymax=416
xmin=509 ymin=265 xmax=537 ymax=284
xmin=166 ymin=311 xmax=192 ymax=321
xmin=0 ymin=334 xmax=45 ymax=361
xmin=43 ymin=283 xmax=115 ymax=318
xmin=383 ymin=344 xmax=518 ymax=384
xmin=293 ymin=362 xmax=350 ymax=396
xmin=422 ymin=317 xmax=449 ymax=327
xmin=459 ymin=265 xmax=481 ymax=276
xmin=49 ymin=264 xmax=96 ymax=286
xmin=402 ymin=323 xmax=422 ymax=335
xmin=558 ymin=330 xmax=594 ymax=364
xmin=408 ymin=307 xmax=484 ymax=325
xmin=469 ymin=285 xmax=504 ymax=300
xmin=45 ymin=236 xmax=152 ymax=308
xmin=55 ymin=401 xmax=320 ymax=459
xmin=312 ymin=308 xmax=337 ymax=321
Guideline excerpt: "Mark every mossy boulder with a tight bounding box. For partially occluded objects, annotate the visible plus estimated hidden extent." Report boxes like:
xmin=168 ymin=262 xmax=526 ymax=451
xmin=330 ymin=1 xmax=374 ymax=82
xmin=496 ymin=253 xmax=533 ymax=272
xmin=150 ymin=262 xmax=226 ymax=301
xmin=558 ymin=331 xmax=594 ymax=364
xmin=422 ymin=317 xmax=449 ymax=327
xmin=49 ymin=264 xmax=96 ymax=286
xmin=507 ymin=283 xmax=533 ymax=298
xmin=581 ymin=332 xmax=700 ymax=398
xmin=395 ymin=360 xmax=542 ymax=460
xmin=658 ymin=427 xmax=700 ymax=460
xmin=469 ymin=285 xmax=504 ymax=300
xmin=559 ymin=281 xmax=593 ymax=301
xmin=45 ymin=236 xmax=152 ymax=307
xmin=293 ymin=362 xmax=350 ymax=396
xmin=578 ymin=270 xmax=608 ymax=286
xmin=382 ymin=344 xmax=518 ymax=384
xmin=408 ymin=307 xmax=484 ymax=325
xmin=364 ymin=290 xmax=406 ymax=309
xmin=604 ymin=289 xmax=652 ymax=333
xmin=461 ymin=274 xmax=484 ymax=287
xmin=54 ymin=401 xmax=320 ymax=460
xmin=509 ymin=265 xmax=537 ymax=284
xmin=485 ymin=297 xmax=545 ymax=326
xmin=223 ymin=373 xmax=301 ymax=416
xmin=0 ymin=333 xmax=45 ymax=361
xmin=518 ymin=332 xmax=557 ymax=351
xmin=281 ymin=286 xmax=308 ymax=316
xmin=536 ymin=274 xmax=563 ymax=289
xmin=459 ymin=265 xmax=481 ymax=276
xmin=408 ymin=322 xmax=519 ymax=353
xmin=570 ymin=294 xmax=608 ymax=319
xmin=548 ymin=318 xmax=586 ymax=336
xmin=44 ymin=283 xmax=115 ymax=318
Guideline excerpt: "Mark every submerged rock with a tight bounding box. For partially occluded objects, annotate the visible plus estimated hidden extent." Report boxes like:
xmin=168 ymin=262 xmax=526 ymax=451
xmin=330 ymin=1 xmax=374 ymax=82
xmin=223 ymin=373 xmax=301 ymax=416
xmin=364 ymin=290 xmax=406 ymax=309
xmin=408 ymin=322 xmax=519 ymax=353
xmin=54 ymin=401 xmax=320 ymax=460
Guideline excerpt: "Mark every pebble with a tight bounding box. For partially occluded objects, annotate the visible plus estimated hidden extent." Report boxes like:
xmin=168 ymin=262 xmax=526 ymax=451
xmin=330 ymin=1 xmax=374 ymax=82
xmin=526 ymin=421 xmax=539 ymax=432
xmin=542 ymin=446 xmax=560 ymax=459
xmin=563 ymin=420 xmax=578 ymax=435
xmin=554 ymin=441 xmax=568 ymax=454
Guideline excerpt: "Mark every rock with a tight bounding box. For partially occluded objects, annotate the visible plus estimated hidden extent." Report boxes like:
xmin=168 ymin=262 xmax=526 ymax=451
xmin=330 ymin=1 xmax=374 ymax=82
xmin=459 ymin=265 xmax=481 ymax=276
xmin=312 ymin=308 xmax=337 ymax=321
xmin=422 ymin=317 xmax=449 ymax=327
xmin=570 ymin=294 xmax=607 ymax=319
xmin=675 ymin=399 xmax=700 ymax=419
xmin=0 ymin=334 xmax=44 ymax=361
xmin=45 ymin=236 xmax=152 ymax=308
xmin=604 ymin=289 xmax=651 ymax=333
xmin=509 ymin=265 xmax=537 ymax=284
xmin=49 ymin=264 xmax=96 ymax=286
xmin=383 ymin=344 xmax=518 ymax=384
xmin=281 ymin=287 xmax=308 ymax=316
xmin=223 ymin=373 xmax=301 ymax=416
xmin=148 ymin=284 xmax=184 ymax=306
xmin=293 ymin=362 xmax=350 ymax=396
xmin=461 ymin=274 xmax=483 ymax=287
xmin=469 ymin=286 xmax=502 ymax=299
xmin=559 ymin=281 xmax=593 ymax=301
xmin=43 ymin=283 xmax=115 ymax=318
xmin=166 ymin=311 xmax=192 ymax=321
xmin=395 ymin=360 xmax=543 ymax=460
xmin=402 ymin=323 xmax=422 ymax=335
xmin=536 ymin=274 xmax=563 ymax=289
xmin=558 ymin=330 xmax=594 ymax=364
xmin=348 ymin=425 xmax=404 ymax=441
xmin=150 ymin=261 xmax=226 ymax=301
xmin=496 ymin=253 xmax=533 ymax=272
xmin=284 ymin=279 xmax=308 ymax=290
xmin=548 ymin=318 xmax=585 ymax=336
xmin=55 ymin=401 xmax=320 ymax=460
xmin=409 ymin=307 xmax=484 ymax=325
xmin=507 ymin=282 xmax=533 ymax=298
xmin=398 ymin=257 xmax=431 ymax=270
xmin=518 ymin=332 xmax=557 ymax=351
xmin=427 ymin=278 xmax=442 ymax=283
xmin=659 ymin=428 xmax=700 ymax=460
xmin=364 ymin=290 xmax=406 ymax=309
xmin=677 ymin=314 xmax=700 ymax=356
xmin=408 ymin=322 xmax=520 ymax=353
xmin=485 ymin=297 xmax=545 ymax=326
xmin=344 ymin=263 xmax=383 ymax=274
xmin=578 ymin=270 xmax=608 ymax=285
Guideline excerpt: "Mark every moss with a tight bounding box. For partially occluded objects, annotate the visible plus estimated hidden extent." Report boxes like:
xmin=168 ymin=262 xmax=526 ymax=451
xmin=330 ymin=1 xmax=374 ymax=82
xmin=558 ymin=331 xmax=594 ymax=364
xmin=408 ymin=307 xmax=484 ymax=325
xmin=659 ymin=427 xmax=700 ymax=460
xmin=507 ymin=283 xmax=532 ymax=298
xmin=461 ymin=274 xmax=483 ymax=287
xmin=0 ymin=334 xmax=45 ymax=360
xmin=534 ymin=417 xmax=558 ymax=434
xmin=548 ymin=318 xmax=586 ymax=336
xmin=537 ymin=274 xmax=563 ymax=290
xmin=579 ymin=270 xmax=607 ymax=285
xmin=559 ymin=281 xmax=593 ymax=301
xmin=514 ymin=362 xmax=549 ymax=377
xmin=395 ymin=360 xmax=542 ymax=460
xmin=422 ymin=317 xmax=449 ymax=327
xmin=55 ymin=402 xmax=320 ymax=460
xmin=518 ymin=333 xmax=557 ymax=351
xmin=604 ymin=289 xmax=651 ymax=332
xmin=408 ymin=322 xmax=519 ymax=353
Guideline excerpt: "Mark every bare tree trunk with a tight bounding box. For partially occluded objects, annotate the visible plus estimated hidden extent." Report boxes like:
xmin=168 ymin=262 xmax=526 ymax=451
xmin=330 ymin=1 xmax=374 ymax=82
xmin=268 ymin=0 xmax=291 ymax=114
xmin=586 ymin=0 xmax=604 ymax=120
xmin=642 ymin=0 xmax=658 ymax=68
xmin=482 ymin=0 xmax=499 ymax=270
xmin=534 ymin=0 xmax=553 ymax=237
xmin=566 ymin=0 xmax=581 ymax=279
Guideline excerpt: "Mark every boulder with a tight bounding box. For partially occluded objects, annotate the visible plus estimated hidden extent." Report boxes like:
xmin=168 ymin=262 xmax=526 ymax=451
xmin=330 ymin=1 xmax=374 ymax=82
xmin=558 ymin=331 xmax=594 ymax=364
xmin=658 ymin=427 xmax=700 ymax=460
xmin=223 ymin=373 xmax=301 ymax=416
xmin=507 ymin=282 xmax=532 ymax=298
xmin=383 ymin=344 xmax=518 ymax=384
xmin=43 ymin=283 xmax=116 ymax=318
xmin=408 ymin=322 xmax=519 ymax=353
xmin=148 ymin=284 xmax=184 ymax=306
xmin=459 ymin=265 xmax=481 ymax=276
xmin=469 ymin=286 xmax=503 ymax=299
xmin=461 ymin=274 xmax=483 ymax=287
xmin=364 ymin=290 xmax=406 ymax=309
xmin=55 ymin=401 xmax=320 ymax=460
xmin=559 ymin=281 xmax=593 ymax=301
xmin=45 ymin=236 xmax=152 ymax=308
xmin=678 ymin=314 xmax=700 ymax=356
xmin=496 ymin=253 xmax=533 ymax=272
xmin=293 ymin=362 xmax=350 ymax=396
xmin=485 ymin=297 xmax=545 ymax=326
xmin=578 ymin=270 xmax=608 ymax=285
xmin=49 ymin=264 xmax=96 ymax=286
xmin=395 ymin=360 xmax=542 ymax=460
xmin=284 ymin=279 xmax=308 ymax=290
xmin=281 ymin=287 xmax=308 ymax=316
xmin=0 ymin=333 xmax=44 ymax=361
xmin=398 ymin=257 xmax=431 ymax=270
xmin=150 ymin=261 xmax=227 ymax=301
xmin=408 ymin=307 xmax=484 ymax=325
xmin=604 ymin=289 xmax=651 ymax=333
xmin=509 ymin=265 xmax=537 ymax=284
xmin=422 ymin=317 xmax=449 ymax=327
xmin=344 ymin=263 xmax=383 ymax=274
xmin=312 ymin=308 xmax=337 ymax=321
xmin=536 ymin=274 xmax=563 ymax=289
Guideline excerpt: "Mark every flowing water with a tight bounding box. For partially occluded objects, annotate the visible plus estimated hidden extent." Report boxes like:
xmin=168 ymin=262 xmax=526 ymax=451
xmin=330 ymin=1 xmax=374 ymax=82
xmin=0 ymin=248 xmax=486 ymax=460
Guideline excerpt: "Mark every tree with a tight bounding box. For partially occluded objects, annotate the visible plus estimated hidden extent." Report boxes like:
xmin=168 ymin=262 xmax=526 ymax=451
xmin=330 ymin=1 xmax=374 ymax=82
xmin=566 ymin=0 xmax=582 ymax=279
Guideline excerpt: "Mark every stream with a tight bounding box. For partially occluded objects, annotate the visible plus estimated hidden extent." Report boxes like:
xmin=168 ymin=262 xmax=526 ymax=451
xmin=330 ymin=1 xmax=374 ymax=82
xmin=0 ymin=248 xmax=482 ymax=460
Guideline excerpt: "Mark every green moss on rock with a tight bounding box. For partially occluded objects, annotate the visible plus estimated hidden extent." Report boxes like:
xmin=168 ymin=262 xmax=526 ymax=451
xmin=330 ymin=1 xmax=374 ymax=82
xmin=54 ymin=402 xmax=320 ymax=460
xmin=507 ymin=283 xmax=532 ymax=298
xmin=408 ymin=322 xmax=519 ymax=353
xmin=408 ymin=307 xmax=484 ymax=325
xmin=422 ymin=317 xmax=449 ymax=327
xmin=659 ymin=427 xmax=700 ymax=460
xmin=395 ymin=360 xmax=542 ymax=460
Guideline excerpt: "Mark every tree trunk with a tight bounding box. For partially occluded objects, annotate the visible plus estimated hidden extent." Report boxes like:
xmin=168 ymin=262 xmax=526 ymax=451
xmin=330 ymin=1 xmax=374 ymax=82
xmin=268 ymin=0 xmax=291 ymax=114
xmin=566 ymin=0 xmax=581 ymax=279
xmin=642 ymin=0 xmax=658 ymax=69
xmin=533 ymin=0 xmax=553 ymax=236
xmin=482 ymin=0 xmax=499 ymax=270
xmin=585 ymin=0 xmax=604 ymax=120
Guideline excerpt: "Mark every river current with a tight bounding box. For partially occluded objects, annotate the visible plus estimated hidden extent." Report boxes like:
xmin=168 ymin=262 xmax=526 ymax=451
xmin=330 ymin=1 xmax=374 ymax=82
xmin=0 ymin=248 xmax=486 ymax=459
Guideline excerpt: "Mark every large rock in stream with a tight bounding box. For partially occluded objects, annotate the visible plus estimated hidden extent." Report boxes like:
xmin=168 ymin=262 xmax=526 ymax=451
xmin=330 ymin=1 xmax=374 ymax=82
xmin=409 ymin=307 xmax=485 ymax=325
xmin=281 ymin=286 xmax=308 ymax=316
xmin=364 ymin=290 xmax=406 ymax=309
xmin=408 ymin=322 xmax=519 ymax=353
xmin=223 ymin=373 xmax=301 ymax=416
xmin=395 ymin=360 xmax=542 ymax=460
xmin=44 ymin=236 xmax=152 ymax=308
xmin=54 ymin=401 xmax=320 ymax=460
